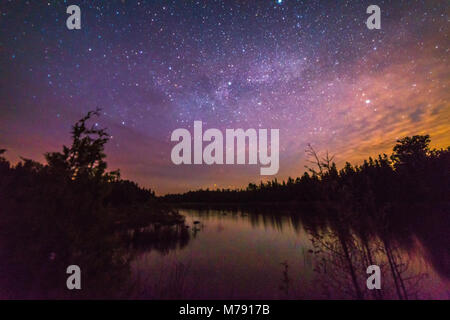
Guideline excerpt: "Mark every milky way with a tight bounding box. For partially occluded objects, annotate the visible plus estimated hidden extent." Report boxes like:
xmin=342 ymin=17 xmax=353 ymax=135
xmin=0 ymin=1 xmax=448 ymax=194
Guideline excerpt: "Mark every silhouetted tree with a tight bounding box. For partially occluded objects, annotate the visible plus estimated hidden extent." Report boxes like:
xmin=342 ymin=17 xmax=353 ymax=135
xmin=0 ymin=110 xmax=186 ymax=299
xmin=391 ymin=135 xmax=431 ymax=169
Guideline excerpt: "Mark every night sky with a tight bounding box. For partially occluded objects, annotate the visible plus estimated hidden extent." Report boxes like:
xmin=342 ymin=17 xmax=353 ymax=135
xmin=0 ymin=1 xmax=448 ymax=194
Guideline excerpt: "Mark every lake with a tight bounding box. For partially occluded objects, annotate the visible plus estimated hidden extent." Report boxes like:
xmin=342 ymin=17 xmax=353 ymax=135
xmin=129 ymin=208 xmax=449 ymax=299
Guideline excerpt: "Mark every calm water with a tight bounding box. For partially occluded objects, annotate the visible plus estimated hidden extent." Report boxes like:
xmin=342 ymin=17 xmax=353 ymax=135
xmin=129 ymin=208 xmax=449 ymax=299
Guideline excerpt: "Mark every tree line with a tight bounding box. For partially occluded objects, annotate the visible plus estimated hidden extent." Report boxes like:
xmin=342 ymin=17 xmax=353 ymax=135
xmin=163 ymin=135 xmax=450 ymax=206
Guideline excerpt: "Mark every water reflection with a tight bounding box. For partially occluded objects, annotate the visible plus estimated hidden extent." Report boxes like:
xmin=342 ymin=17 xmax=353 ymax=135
xmin=125 ymin=224 xmax=190 ymax=255
xmin=129 ymin=206 xmax=449 ymax=299
xmin=301 ymin=202 xmax=449 ymax=299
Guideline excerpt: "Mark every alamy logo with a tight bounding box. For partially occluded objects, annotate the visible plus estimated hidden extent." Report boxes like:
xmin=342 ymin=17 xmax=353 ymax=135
xmin=366 ymin=5 xmax=381 ymax=30
xmin=171 ymin=121 xmax=279 ymax=175
xmin=366 ymin=265 xmax=381 ymax=290
xmin=66 ymin=5 xmax=81 ymax=30
xmin=66 ymin=265 xmax=81 ymax=290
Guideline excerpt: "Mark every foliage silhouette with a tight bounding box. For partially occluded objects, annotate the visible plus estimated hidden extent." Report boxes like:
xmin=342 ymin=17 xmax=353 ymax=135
xmin=0 ymin=110 xmax=186 ymax=298
xmin=164 ymin=135 xmax=449 ymax=206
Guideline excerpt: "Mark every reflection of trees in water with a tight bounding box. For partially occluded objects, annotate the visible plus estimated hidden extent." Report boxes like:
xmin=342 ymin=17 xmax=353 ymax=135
xmin=133 ymin=261 xmax=192 ymax=299
xmin=405 ymin=203 xmax=450 ymax=282
xmin=303 ymin=205 xmax=429 ymax=300
xmin=126 ymin=224 xmax=190 ymax=256
xmin=229 ymin=205 xmax=440 ymax=300
xmin=279 ymin=261 xmax=290 ymax=297
xmin=177 ymin=203 xmax=448 ymax=299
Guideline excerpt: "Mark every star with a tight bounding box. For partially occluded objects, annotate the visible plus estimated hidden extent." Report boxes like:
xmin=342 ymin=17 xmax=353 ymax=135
xmin=0 ymin=1 xmax=448 ymax=194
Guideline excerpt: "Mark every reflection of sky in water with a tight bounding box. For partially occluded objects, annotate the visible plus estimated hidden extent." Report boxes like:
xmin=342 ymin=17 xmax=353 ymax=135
xmin=130 ymin=209 xmax=449 ymax=299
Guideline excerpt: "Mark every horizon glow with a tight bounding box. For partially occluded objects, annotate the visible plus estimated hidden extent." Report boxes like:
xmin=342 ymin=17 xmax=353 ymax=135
xmin=0 ymin=1 xmax=448 ymax=194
